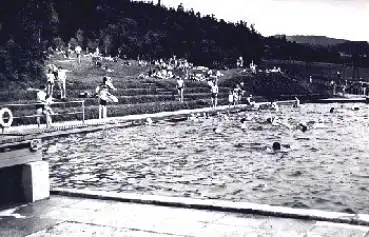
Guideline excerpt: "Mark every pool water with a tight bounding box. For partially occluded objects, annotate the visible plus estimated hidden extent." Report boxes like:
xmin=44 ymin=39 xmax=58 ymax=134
xmin=43 ymin=103 xmax=369 ymax=214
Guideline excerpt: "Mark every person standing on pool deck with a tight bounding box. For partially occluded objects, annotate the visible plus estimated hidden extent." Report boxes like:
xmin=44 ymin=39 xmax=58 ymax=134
xmin=96 ymin=76 xmax=117 ymax=119
xmin=294 ymin=97 xmax=300 ymax=107
xmin=246 ymin=94 xmax=255 ymax=107
xmin=56 ymin=66 xmax=67 ymax=99
xmin=210 ymin=81 xmax=219 ymax=109
xmin=232 ymin=87 xmax=239 ymax=105
xmin=35 ymin=85 xmax=54 ymax=128
xmin=233 ymin=84 xmax=243 ymax=105
xmin=46 ymin=69 xmax=55 ymax=98
xmin=75 ymin=45 xmax=82 ymax=64
xmin=176 ymin=76 xmax=184 ymax=102
xmin=228 ymin=89 xmax=234 ymax=109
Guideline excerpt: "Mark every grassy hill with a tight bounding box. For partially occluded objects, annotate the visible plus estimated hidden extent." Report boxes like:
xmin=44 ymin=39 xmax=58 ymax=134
xmin=264 ymin=59 xmax=369 ymax=81
xmin=284 ymin=35 xmax=348 ymax=46
xmin=0 ymin=55 xmax=242 ymax=125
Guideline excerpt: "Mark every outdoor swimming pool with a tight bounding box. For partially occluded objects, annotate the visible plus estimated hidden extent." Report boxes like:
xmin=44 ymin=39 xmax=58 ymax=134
xmin=43 ymin=103 xmax=369 ymax=214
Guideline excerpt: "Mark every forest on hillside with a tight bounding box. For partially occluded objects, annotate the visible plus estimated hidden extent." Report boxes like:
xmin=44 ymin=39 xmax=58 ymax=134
xmin=1 ymin=0 xmax=369 ymax=86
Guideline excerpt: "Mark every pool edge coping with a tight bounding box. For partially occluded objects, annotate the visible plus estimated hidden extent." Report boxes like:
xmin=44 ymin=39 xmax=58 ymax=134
xmin=51 ymin=188 xmax=369 ymax=226
xmin=1 ymin=101 xmax=294 ymax=144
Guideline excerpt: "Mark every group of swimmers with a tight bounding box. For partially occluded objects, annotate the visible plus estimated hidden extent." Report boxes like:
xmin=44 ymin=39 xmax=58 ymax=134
xmin=212 ymin=97 xmax=304 ymax=152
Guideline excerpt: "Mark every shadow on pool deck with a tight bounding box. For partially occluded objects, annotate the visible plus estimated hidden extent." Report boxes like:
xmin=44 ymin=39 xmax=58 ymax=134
xmin=0 ymin=195 xmax=368 ymax=237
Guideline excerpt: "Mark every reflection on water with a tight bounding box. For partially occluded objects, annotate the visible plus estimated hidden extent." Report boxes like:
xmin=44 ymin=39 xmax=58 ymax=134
xmin=43 ymin=103 xmax=369 ymax=214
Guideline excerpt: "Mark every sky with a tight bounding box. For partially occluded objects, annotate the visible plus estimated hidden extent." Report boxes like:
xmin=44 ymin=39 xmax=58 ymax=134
xmin=135 ymin=0 xmax=369 ymax=41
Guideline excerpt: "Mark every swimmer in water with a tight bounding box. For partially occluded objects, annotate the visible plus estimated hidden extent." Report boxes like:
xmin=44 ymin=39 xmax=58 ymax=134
xmin=213 ymin=124 xmax=223 ymax=134
xmin=266 ymin=116 xmax=291 ymax=129
xmin=272 ymin=142 xmax=281 ymax=151
xmin=239 ymin=117 xmax=247 ymax=129
xmin=266 ymin=117 xmax=276 ymax=124
xmin=189 ymin=113 xmax=197 ymax=121
xmin=146 ymin=117 xmax=153 ymax=125
xmin=298 ymin=123 xmax=308 ymax=132
xmin=222 ymin=114 xmax=230 ymax=120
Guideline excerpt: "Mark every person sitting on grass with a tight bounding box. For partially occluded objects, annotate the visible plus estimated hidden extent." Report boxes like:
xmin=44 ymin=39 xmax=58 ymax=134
xmin=209 ymin=70 xmax=218 ymax=84
xmin=95 ymin=76 xmax=117 ymax=119
xmin=167 ymin=70 xmax=174 ymax=79
xmin=102 ymin=65 xmax=114 ymax=73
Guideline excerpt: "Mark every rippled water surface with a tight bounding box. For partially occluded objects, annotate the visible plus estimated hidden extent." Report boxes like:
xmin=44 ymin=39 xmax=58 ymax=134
xmin=43 ymin=103 xmax=369 ymax=214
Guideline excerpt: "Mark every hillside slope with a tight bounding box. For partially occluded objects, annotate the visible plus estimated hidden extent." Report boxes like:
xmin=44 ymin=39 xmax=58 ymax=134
xmin=285 ymin=35 xmax=348 ymax=46
xmin=0 ymin=55 xmax=320 ymax=125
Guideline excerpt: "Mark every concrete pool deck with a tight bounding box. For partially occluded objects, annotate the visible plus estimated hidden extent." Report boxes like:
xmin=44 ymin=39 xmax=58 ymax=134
xmin=1 ymin=194 xmax=369 ymax=237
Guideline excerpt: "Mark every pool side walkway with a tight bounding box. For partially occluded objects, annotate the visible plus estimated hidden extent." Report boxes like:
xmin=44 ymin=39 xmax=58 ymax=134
xmin=315 ymin=97 xmax=367 ymax=103
xmin=0 ymin=194 xmax=368 ymax=237
xmin=4 ymin=96 xmax=367 ymax=144
xmin=1 ymin=101 xmax=291 ymax=145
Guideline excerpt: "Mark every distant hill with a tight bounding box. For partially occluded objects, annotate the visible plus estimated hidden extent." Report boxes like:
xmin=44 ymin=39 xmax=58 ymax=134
xmin=282 ymin=35 xmax=348 ymax=47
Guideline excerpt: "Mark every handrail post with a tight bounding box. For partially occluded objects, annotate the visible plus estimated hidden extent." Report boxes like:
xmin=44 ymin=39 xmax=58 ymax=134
xmin=82 ymin=100 xmax=85 ymax=124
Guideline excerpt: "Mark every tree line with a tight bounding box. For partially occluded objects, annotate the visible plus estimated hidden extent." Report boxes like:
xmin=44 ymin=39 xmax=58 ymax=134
xmin=1 ymin=0 xmax=369 ymax=87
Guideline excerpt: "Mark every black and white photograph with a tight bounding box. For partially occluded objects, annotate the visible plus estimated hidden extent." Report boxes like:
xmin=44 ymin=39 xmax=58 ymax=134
xmin=0 ymin=0 xmax=368 ymax=236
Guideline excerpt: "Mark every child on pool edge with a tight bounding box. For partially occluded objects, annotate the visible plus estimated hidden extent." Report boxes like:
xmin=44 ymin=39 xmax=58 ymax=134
xmin=95 ymin=76 xmax=117 ymax=119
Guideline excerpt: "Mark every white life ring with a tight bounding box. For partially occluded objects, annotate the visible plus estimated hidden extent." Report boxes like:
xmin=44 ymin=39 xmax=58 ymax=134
xmin=30 ymin=139 xmax=42 ymax=152
xmin=0 ymin=107 xmax=13 ymax=127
